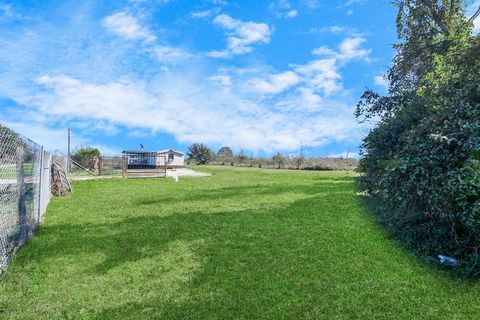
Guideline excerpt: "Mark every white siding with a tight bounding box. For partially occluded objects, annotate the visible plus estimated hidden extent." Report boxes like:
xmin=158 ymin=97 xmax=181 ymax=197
xmin=157 ymin=151 xmax=184 ymax=166
xmin=155 ymin=156 xmax=166 ymax=166
xmin=169 ymin=153 xmax=184 ymax=166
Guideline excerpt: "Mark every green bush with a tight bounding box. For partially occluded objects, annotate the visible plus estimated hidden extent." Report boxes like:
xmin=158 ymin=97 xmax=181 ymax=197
xmin=357 ymin=1 xmax=480 ymax=276
xmin=187 ymin=143 xmax=213 ymax=165
xmin=71 ymin=146 xmax=101 ymax=170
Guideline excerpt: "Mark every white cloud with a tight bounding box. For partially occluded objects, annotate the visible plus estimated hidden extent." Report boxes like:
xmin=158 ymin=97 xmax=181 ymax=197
xmin=311 ymin=25 xmax=347 ymax=34
xmin=270 ymin=0 xmax=291 ymax=10
xmin=208 ymin=14 xmax=272 ymax=58
xmin=303 ymin=0 xmax=320 ymax=9
xmin=373 ymin=75 xmax=388 ymax=88
xmin=285 ymin=10 xmax=298 ymax=18
xmin=296 ymin=87 xmax=323 ymax=110
xmin=209 ymin=75 xmax=232 ymax=87
xmin=341 ymin=0 xmax=365 ymax=7
xmin=246 ymin=71 xmax=300 ymax=94
xmin=191 ymin=7 xmax=221 ymax=18
xmin=35 ymin=75 xmax=156 ymax=123
xmin=0 ymin=7 xmax=370 ymax=155
xmin=103 ymin=12 xmax=194 ymax=64
xmin=295 ymin=58 xmax=342 ymax=95
xmin=291 ymin=36 xmax=371 ymax=96
xmin=210 ymin=0 xmax=228 ymax=5
xmin=70 ymin=120 xmax=120 ymax=136
xmin=89 ymin=143 xmax=122 ymax=155
xmin=25 ymin=70 xmax=363 ymax=153
xmin=312 ymin=46 xmax=337 ymax=56
xmin=0 ymin=118 xmax=71 ymax=152
xmin=16 ymin=117 xmax=123 ymax=153
xmin=338 ymin=37 xmax=371 ymax=61
xmin=276 ymin=87 xmax=323 ymax=111
xmin=313 ymin=36 xmax=371 ymax=62
xmin=239 ymin=36 xmax=371 ymax=98
xmin=153 ymin=45 xmax=193 ymax=62
xmin=309 ymin=25 xmax=359 ymax=36
xmin=103 ymin=12 xmax=156 ymax=43
xmin=269 ymin=1 xmax=298 ymax=18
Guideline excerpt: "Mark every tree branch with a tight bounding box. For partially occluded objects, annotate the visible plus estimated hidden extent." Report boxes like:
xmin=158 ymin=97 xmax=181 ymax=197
xmin=468 ymin=5 xmax=480 ymax=24
xmin=418 ymin=0 xmax=450 ymax=35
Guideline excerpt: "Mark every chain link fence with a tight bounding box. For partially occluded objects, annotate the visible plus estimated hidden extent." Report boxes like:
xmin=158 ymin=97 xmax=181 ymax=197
xmin=54 ymin=151 xmax=123 ymax=179
xmin=0 ymin=124 xmax=52 ymax=273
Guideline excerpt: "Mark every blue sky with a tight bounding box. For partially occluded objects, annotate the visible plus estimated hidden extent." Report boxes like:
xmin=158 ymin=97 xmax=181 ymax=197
xmin=0 ymin=0 xmax=478 ymax=157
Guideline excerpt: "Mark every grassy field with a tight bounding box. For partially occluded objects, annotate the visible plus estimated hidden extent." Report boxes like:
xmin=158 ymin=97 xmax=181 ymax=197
xmin=1 ymin=166 xmax=480 ymax=319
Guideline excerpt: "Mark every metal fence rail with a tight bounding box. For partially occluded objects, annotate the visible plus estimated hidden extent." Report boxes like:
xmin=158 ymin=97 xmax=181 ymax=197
xmin=0 ymin=124 xmax=52 ymax=273
xmin=54 ymin=151 xmax=124 ymax=179
xmin=123 ymin=153 xmax=167 ymax=178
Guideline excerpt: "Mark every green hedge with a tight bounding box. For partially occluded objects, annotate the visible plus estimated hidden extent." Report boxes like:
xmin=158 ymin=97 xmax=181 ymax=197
xmin=357 ymin=2 xmax=480 ymax=277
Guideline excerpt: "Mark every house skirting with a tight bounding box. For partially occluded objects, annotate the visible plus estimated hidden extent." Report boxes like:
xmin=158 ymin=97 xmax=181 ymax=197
xmin=127 ymin=164 xmax=184 ymax=169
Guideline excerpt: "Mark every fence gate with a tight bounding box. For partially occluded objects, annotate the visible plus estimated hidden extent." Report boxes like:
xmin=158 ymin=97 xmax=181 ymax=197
xmin=122 ymin=152 xmax=167 ymax=178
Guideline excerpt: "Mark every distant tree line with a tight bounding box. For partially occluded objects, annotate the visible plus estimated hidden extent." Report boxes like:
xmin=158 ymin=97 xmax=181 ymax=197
xmin=186 ymin=143 xmax=358 ymax=171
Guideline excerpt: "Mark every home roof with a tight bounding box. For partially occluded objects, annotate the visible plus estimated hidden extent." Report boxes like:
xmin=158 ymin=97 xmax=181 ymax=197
xmin=122 ymin=150 xmax=154 ymax=154
xmin=157 ymin=149 xmax=184 ymax=155
xmin=122 ymin=149 xmax=184 ymax=155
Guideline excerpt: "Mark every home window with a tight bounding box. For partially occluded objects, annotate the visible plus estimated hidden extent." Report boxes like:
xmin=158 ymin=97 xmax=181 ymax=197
xmin=168 ymin=153 xmax=174 ymax=162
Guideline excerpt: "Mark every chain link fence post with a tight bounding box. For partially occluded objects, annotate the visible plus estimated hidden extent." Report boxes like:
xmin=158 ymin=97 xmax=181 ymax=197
xmin=0 ymin=124 xmax=54 ymax=273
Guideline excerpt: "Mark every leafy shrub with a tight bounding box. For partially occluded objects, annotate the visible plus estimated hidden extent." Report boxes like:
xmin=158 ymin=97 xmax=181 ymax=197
xmin=71 ymin=146 xmax=101 ymax=170
xmin=357 ymin=1 xmax=480 ymax=276
xmin=187 ymin=143 xmax=213 ymax=165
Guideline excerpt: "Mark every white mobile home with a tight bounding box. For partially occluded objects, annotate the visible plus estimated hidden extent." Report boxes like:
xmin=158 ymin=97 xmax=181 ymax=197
xmin=122 ymin=149 xmax=185 ymax=169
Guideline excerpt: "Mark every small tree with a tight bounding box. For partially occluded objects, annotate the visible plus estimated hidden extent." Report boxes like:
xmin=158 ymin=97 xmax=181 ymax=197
xmin=187 ymin=143 xmax=213 ymax=165
xmin=272 ymin=152 xmax=285 ymax=169
xmin=71 ymin=146 xmax=100 ymax=169
xmin=217 ymin=146 xmax=233 ymax=158
xmin=236 ymin=148 xmax=248 ymax=164
xmin=216 ymin=146 xmax=233 ymax=165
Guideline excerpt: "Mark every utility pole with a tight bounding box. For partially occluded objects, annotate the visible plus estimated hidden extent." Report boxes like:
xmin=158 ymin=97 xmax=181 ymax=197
xmin=67 ymin=127 xmax=71 ymax=171
xmin=67 ymin=127 xmax=71 ymax=159
xmin=297 ymin=140 xmax=305 ymax=169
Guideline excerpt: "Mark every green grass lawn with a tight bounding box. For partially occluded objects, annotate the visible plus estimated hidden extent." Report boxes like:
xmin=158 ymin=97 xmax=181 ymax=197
xmin=1 ymin=166 xmax=480 ymax=319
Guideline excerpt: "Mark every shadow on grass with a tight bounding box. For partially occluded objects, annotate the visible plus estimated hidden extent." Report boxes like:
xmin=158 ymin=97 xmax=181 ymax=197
xmin=6 ymin=173 xmax=469 ymax=318
xmin=34 ymin=180 xmax=351 ymax=273
xmin=36 ymin=199 xmax=364 ymax=318
xmin=15 ymin=175 xmax=368 ymax=317
xmin=133 ymin=179 xmax=353 ymax=206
